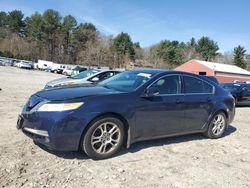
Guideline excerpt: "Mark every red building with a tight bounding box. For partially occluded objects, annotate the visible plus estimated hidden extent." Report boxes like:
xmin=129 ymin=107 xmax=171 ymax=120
xmin=175 ymin=59 xmax=250 ymax=83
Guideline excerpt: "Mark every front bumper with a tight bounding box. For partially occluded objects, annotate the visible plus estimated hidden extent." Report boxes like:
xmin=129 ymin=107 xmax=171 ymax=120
xmin=17 ymin=110 xmax=89 ymax=151
xmin=23 ymin=127 xmax=49 ymax=137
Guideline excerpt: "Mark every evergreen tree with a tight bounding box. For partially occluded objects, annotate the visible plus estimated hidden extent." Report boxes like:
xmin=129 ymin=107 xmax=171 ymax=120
xmin=113 ymin=32 xmax=135 ymax=67
xmin=7 ymin=10 xmax=25 ymax=32
xmin=233 ymin=45 xmax=246 ymax=69
xmin=195 ymin=36 xmax=219 ymax=61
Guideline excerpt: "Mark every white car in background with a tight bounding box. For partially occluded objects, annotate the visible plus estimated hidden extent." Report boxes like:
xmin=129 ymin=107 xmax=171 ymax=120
xmin=44 ymin=69 xmax=120 ymax=89
xmin=63 ymin=65 xmax=87 ymax=76
xmin=37 ymin=59 xmax=54 ymax=70
xmin=62 ymin=66 xmax=73 ymax=76
xmin=18 ymin=60 xmax=33 ymax=69
xmin=50 ymin=63 xmax=61 ymax=73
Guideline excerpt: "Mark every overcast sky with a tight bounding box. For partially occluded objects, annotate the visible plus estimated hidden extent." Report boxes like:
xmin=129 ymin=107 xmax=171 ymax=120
xmin=1 ymin=0 xmax=250 ymax=53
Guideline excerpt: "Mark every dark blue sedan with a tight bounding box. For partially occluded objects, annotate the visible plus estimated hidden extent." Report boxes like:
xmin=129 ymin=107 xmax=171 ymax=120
xmin=221 ymin=82 xmax=250 ymax=102
xmin=17 ymin=69 xmax=235 ymax=159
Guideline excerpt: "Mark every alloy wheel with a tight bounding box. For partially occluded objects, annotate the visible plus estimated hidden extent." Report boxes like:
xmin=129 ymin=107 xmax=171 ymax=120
xmin=91 ymin=122 xmax=121 ymax=154
xmin=211 ymin=114 xmax=226 ymax=136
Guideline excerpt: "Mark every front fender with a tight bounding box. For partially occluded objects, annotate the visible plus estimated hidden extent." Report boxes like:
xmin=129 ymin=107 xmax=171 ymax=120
xmin=76 ymin=94 xmax=137 ymax=148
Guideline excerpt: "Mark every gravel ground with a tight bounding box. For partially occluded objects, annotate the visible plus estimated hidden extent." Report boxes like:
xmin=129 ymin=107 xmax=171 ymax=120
xmin=0 ymin=66 xmax=250 ymax=188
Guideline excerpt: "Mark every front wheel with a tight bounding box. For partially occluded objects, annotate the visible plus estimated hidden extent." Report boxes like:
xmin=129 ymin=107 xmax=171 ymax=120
xmin=81 ymin=117 xmax=125 ymax=160
xmin=204 ymin=112 xmax=227 ymax=139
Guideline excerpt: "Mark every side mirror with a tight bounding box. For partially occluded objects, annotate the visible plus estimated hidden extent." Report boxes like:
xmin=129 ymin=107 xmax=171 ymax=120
xmin=91 ymin=77 xmax=99 ymax=82
xmin=142 ymin=86 xmax=160 ymax=98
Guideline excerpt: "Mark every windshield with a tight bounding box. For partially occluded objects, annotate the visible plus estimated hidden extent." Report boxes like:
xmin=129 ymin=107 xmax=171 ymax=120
xmin=98 ymin=71 xmax=153 ymax=92
xmin=71 ymin=69 xmax=100 ymax=79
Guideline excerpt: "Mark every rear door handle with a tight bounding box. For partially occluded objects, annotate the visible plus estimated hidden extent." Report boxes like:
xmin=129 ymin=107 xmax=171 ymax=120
xmin=176 ymin=98 xmax=184 ymax=104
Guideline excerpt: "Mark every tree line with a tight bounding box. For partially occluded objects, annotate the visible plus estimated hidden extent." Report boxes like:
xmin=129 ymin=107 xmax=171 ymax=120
xmin=0 ymin=9 xmax=249 ymax=69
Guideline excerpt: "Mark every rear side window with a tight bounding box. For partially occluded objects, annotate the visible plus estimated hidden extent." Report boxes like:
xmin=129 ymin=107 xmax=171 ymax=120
xmin=152 ymin=75 xmax=181 ymax=95
xmin=184 ymin=76 xmax=213 ymax=94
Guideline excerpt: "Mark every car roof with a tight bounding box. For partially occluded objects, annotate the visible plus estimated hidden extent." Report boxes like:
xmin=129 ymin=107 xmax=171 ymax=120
xmin=222 ymin=82 xmax=235 ymax=84
xmin=128 ymin=68 xmax=170 ymax=74
xmin=222 ymin=82 xmax=245 ymax=85
xmin=128 ymin=69 xmax=212 ymax=78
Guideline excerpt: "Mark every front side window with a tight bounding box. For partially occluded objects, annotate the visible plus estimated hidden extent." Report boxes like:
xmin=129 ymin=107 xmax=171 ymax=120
xmin=152 ymin=75 xmax=181 ymax=95
xmin=203 ymin=81 xmax=214 ymax=93
xmin=90 ymin=71 xmax=115 ymax=82
xmin=71 ymin=70 xmax=100 ymax=79
xmin=184 ymin=76 xmax=213 ymax=94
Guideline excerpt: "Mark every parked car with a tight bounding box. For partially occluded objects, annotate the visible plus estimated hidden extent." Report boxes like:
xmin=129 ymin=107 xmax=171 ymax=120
xmin=50 ymin=63 xmax=61 ymax=73
xmin=44 ymin=69 xmax=120 ymax=89
xmin=70 ymin=66 xmax=88 ymax=76
xmin=236 ymin=82 xmax=250 ymax=101
xmin=61 ymin=65 xmax=82 ymax=76
xmin=18 ymin=61 xmax=33 ymax=69
xmin=221 ymin=82 xmax=250 ymax=101
xmin=33 ymin=63 xmax=38 ymax=69
xmin=56 ymin=65 xmax=66 ymax=74
xmin=37 ymin=60 xmax=54 ymax=70
xmin=17 ymin=69 xmax=235 ymax=160
xmin=62 ymin=66 xmax=74 ymax=76
xmin=0 ymin=60 xmax=5 ymax=66
xmin=0 ymin=58 xmax=11 ymax=66
xmin=12 ymin=60 xmax=21 ymax=67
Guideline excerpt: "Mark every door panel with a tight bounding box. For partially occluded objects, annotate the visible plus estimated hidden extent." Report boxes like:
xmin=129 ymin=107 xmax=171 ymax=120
xmin=183 ymin=94 xmax=213 ymax=131
xmin=135 ymin=75 xmax=185 ymax=140
xmin=182 ymin=75 xmax=214 ymax=131
xmin=135 ymin=95 xmax=185 ymax=139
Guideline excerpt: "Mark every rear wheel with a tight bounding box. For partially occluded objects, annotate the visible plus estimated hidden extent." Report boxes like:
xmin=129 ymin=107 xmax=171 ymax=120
xmin=81 ymin=117 xmax=125 ymax=160
xmin=205 ymin=112 xmax=227 ymax=139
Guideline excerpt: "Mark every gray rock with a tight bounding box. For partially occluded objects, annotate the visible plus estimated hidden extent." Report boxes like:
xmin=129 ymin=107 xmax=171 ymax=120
xmin=117 ymin=168 xmax=125 ymax=173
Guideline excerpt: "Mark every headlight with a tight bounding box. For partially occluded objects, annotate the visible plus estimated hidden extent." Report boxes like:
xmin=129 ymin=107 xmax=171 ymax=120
xmin=37 ymin=102 xmax=84 ymax=112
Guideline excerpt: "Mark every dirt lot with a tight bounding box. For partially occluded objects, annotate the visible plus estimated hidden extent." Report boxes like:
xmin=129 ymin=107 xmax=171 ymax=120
xmin=0 ymin=66 xmax=250 ymax=188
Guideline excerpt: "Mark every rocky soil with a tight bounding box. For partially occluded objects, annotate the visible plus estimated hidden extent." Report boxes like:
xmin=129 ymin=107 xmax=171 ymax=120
xmin=0 ymin=66 xmax=250 ymax=188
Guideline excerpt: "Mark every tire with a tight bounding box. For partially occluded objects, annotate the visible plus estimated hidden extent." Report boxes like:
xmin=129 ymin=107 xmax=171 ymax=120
xmin=81 ymin=117 xmax=125 ymax=160
xmin=204 ymin=112 xmax=227 ymax=139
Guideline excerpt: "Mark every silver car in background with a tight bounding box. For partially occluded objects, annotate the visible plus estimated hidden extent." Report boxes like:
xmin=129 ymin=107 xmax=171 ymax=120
xmin=44 ymin=69 xmax=120 ymax=89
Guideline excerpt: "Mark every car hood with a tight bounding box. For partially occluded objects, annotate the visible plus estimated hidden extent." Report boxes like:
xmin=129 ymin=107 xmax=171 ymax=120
xmin=35 ymin=86 xmax=119 ymax=101
xmin=46 ymin=77 xmax=73 ymax=87
xmin=45 ymin=77 xmax=92 ymax=88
